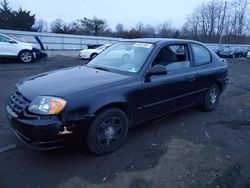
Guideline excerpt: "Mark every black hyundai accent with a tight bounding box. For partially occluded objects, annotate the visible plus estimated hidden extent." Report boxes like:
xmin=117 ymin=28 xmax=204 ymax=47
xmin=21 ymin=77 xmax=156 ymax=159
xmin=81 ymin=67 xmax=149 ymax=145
xmin=6 ymin=39 xmax=228 ymax=155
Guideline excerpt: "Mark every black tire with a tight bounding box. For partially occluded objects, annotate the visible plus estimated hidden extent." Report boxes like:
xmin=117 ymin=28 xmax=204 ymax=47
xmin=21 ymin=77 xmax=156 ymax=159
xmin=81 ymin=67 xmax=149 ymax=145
xmin=90 ymin=53 xmax=98 ymax=60
xmin=202 ymin=84 xmax=220 ymax=111
xmin=18 ymin=50 xmax=34 ymax=63
xmin=86 ymin=108 xmax=128 ymax=155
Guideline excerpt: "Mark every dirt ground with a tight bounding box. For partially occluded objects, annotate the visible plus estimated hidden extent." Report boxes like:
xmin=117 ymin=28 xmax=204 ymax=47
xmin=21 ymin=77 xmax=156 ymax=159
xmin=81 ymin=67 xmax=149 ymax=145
xmin=0 ymin=55 xmax=249 ymax=188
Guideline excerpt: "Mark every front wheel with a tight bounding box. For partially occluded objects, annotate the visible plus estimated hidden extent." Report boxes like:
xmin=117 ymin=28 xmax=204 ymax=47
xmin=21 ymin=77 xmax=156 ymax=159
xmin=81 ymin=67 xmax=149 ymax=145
xmin=86 ymin=108 xmax=129 ymax=155
xmin=202 ymin=84 xmax=220 ymax=111
xmin=18 ymin=50 xmax=34 ymax=63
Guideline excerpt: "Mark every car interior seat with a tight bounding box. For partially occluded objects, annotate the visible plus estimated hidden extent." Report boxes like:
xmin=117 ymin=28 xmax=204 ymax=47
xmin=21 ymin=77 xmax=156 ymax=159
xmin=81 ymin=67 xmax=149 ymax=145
xmin=159 ymin=47 xmax=177 ymax=66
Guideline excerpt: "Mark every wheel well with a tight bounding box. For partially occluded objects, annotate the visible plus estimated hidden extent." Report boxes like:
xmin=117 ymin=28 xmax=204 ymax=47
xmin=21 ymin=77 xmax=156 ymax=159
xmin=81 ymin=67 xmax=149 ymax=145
xmin=91 ymin=53 xmax=98 ymax=58
xmin=18 ymin=49 xmax=32 ymax=57
xmin=215 ymin=81 xmax=222 ymax=93
xmin=94 ymin=103 xmax=133 ymax=126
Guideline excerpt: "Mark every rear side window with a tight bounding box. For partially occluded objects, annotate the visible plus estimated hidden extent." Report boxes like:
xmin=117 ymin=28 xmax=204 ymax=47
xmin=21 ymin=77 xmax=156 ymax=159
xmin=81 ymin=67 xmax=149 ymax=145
xmin=192 ymin=43 xmax=211 ymax=66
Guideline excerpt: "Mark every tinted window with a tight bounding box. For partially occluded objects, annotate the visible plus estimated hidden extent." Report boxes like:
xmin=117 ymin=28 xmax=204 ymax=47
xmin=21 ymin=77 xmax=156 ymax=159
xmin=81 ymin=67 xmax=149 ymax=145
xmin=153 ymin=44 xmax=190 ymax=71
xmin=192 ymin=43 xmax=211 ymax=66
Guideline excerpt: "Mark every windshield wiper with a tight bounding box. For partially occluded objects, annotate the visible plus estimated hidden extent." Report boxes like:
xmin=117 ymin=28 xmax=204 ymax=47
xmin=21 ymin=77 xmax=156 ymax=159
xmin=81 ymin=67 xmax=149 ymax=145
xmin=90 ymin=66 xmax=110 ymax=72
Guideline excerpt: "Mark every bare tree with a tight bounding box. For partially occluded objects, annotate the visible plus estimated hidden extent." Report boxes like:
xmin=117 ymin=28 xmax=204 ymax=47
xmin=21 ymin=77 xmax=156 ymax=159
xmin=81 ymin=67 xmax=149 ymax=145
xmin=47 ymin=0 xmax=250 ymax=43
xmin=182 ymin=0 xmax=250 ymax=43
xmin=232 ymin=0 xmax=248 ymax=36
xmin=33 ymin=19 xmax=48 ymax=32
xmin=135 ymin=22 xmax=144 ymax=33
xmin=115 ymin=23 xmax=125 ymax=33
xmin=157 ymin=21 xmax=175 ymax=38
xmin=143 ymin=24 xmax=156 ymax=37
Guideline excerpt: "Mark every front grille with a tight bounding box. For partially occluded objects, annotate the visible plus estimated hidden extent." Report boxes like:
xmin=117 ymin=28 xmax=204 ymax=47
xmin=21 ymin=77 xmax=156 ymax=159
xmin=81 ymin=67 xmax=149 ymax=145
xmin=9 ymin=91 xmax=30 ymax=114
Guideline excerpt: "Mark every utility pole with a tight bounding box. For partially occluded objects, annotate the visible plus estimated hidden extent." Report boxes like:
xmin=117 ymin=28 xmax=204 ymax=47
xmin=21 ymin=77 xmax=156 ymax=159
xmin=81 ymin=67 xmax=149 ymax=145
xmin=219 ymin=1 xmax=228 ymax=46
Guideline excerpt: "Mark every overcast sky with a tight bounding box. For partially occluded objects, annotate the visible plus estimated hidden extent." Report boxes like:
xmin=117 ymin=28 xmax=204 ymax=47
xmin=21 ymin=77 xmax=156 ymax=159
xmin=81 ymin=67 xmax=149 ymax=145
xmin=7 ymin=0 xmax=209 ymax=29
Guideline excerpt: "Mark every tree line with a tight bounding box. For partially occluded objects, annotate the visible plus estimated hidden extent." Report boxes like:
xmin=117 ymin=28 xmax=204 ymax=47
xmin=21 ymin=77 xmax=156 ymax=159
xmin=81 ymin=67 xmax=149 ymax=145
xmin=1 ymin=0 xmax=250 ymax=44
xmin=0 ymin=0 xmax=35 ymax=31
xmin=182 ymin=0 xmax=250 ymax=44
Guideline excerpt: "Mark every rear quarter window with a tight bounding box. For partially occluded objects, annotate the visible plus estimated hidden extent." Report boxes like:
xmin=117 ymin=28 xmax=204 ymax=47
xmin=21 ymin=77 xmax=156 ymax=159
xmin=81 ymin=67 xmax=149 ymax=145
xmin=192 ymin=43 xmax=211 ymax=66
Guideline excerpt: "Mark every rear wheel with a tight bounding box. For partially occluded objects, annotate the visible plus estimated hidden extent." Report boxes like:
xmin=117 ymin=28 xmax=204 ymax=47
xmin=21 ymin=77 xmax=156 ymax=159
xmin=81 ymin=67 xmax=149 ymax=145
xmin=86 ymin=108 xmax=128 ymax=155
xmin=18 ymin=50 xmax=33 ymax=63
xmin=202 ymin=84 xmax=220 ymax=111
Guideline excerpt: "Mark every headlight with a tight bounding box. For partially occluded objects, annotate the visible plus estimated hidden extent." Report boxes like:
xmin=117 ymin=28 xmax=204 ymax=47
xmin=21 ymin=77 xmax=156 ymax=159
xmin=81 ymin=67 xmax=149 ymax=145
xmin=28 ymin=96 xmax=67 ymax=115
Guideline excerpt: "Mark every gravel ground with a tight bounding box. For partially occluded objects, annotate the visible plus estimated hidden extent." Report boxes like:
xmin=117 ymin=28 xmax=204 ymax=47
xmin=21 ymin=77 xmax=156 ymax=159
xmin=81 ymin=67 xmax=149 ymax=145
xmin=46 ymin=50 xmax=81 ymax=57
xmin=0 ymin=55 xmax=249 ymax=188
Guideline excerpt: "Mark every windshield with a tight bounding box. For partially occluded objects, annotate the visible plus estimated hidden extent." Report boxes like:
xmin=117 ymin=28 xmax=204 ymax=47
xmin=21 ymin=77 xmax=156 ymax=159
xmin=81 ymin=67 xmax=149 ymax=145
xmin=87 ymin=42 xmax=154 ymax=74
xmin=7 ymin=35 xmax=29 ymax=43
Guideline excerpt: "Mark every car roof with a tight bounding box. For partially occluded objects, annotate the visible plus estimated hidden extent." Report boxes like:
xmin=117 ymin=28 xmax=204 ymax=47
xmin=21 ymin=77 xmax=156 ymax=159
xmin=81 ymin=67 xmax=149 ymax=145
xmin=121 ymin=38 xmax=200 ymax=44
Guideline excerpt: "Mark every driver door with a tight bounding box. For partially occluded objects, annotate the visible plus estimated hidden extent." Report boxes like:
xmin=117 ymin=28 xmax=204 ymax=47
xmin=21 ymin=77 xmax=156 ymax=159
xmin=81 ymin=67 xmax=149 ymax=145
xmin=135 ymin=43 xmax=196 ymax=123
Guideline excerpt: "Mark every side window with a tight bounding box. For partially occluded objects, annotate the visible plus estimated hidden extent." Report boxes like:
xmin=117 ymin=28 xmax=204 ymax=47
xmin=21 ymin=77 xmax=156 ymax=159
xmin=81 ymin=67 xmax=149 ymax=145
xmin=0 ymin=35 xmax=10 ymax=43
xmin=192 ymin=43 xmax=211 ymax=66
xmin=153 ymin=44 xmax=190 ymax=71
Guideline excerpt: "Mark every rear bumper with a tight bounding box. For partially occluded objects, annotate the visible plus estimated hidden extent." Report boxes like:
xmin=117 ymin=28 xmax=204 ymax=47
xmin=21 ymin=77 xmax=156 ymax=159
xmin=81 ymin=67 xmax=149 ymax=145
xmin=6 ymin=105 xmax=89 ymax=151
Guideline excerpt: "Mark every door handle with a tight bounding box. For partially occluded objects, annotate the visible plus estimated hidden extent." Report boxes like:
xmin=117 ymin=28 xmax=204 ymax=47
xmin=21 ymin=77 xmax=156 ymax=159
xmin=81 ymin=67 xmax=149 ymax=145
xmin=187 ymin=76 xmax=196 ymax=82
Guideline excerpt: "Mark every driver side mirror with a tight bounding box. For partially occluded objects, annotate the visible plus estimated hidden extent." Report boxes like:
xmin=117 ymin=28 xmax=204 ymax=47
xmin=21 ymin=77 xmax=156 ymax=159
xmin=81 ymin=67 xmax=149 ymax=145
xmin=145 ymin=64 xmax=167 ymax=81
xmin=9 ymin=40 xmax=16 ymax=44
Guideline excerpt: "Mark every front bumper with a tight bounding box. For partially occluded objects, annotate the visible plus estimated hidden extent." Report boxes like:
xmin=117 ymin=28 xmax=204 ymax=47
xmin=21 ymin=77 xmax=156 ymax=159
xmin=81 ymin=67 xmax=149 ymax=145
xmin=6 ymin=105 xmax=89 ymax=151
xmin=79 ymin=53 xmax=91 ymax=59
xmin=32 ymin=48 xmax=47 ymax=60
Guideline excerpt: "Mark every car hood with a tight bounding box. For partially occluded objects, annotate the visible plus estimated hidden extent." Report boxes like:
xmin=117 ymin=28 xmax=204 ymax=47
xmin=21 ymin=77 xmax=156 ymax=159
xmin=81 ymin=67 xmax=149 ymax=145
xmin=17 ymin=66 xmax=130 ymax=100
xmin=18 ymin=41 xmax=37 ymax=49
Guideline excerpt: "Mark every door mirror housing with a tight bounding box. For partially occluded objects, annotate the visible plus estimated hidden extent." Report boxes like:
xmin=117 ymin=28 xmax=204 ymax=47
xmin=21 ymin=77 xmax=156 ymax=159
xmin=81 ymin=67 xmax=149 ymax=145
xmin=145 ymin=64 xmax=167 ymax=78
xmin=9 ymin=40 xmax=16 ymax=44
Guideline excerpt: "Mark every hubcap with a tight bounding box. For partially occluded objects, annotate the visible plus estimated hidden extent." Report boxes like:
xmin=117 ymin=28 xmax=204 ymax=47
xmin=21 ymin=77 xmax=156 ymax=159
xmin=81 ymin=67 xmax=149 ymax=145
xmin=21 ymin=52 xmax=32 ymax=63
xmin=97 ymin=116 xmax=123 ymax=148
xmin=209 ymin=88 xmax=217 ymax=104
xmin=105 ymin=126 xmax=115 ymax=139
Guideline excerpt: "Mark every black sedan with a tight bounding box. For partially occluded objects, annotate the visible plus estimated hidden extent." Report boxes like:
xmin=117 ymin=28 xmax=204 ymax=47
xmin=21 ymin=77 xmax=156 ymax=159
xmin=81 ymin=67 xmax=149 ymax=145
xmin=6 ymin=39 xmax=228 ymax=155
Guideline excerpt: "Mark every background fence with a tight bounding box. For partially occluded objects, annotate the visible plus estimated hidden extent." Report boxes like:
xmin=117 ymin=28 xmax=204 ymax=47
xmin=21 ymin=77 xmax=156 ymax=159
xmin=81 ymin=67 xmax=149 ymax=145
xmin=1 ymin=29 xmax=250 ymax=51
xmin=0 ymin=29 xmax=119 ymax=50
